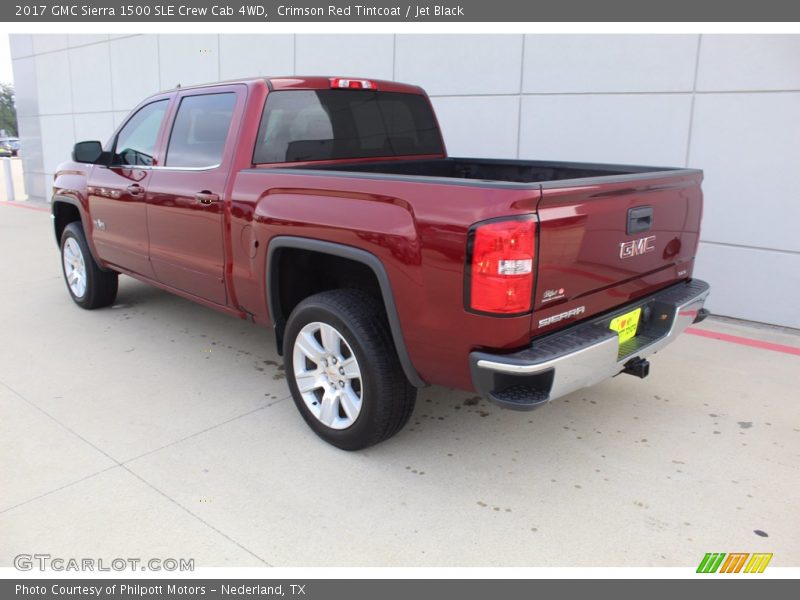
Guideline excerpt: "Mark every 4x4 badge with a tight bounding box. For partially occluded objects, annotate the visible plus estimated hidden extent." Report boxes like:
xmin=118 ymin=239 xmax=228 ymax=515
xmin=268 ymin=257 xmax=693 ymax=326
xmin=542 ymin=288 xmax=565 ymax=303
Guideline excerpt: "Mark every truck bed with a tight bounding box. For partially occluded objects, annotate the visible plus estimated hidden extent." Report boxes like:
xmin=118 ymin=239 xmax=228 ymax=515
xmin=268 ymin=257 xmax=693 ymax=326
xmin=287 ymin=157 xmax=688 ymax=186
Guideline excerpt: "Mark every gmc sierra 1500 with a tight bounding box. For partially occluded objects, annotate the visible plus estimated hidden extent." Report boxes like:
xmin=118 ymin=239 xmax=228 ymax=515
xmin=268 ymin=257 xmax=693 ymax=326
xmin=53 ymin=76 xmax=710 ymax=449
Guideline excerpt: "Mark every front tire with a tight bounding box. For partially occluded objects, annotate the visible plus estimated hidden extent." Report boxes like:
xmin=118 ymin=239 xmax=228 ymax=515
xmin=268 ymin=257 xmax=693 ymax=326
xmin=283 ymin=289 xmax=416 ymax=450
xmin=60 ymin=222 xmax=118 ymax=309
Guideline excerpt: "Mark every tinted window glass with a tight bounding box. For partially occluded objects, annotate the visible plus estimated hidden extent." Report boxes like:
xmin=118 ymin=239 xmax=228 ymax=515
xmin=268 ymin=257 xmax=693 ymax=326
xmin=254 ymin=90 xmax=443 ymax=164
xmin=114 ymin=100 xmax=168 ymax=166
xmin=165 ymin=93 xmax=236 ymax=168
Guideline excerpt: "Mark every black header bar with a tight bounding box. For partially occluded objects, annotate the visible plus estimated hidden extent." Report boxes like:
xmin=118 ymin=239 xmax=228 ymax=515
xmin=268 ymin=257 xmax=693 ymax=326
xmin=3 ymin=578 xmax=796 ymax=600
xmin=4 ymin=0 xmax=800 ymax=22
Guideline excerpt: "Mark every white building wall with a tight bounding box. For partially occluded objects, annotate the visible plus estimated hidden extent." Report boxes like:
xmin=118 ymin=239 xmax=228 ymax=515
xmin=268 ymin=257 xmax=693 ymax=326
xmin=9 ymin=34 xmax=800 ymax=328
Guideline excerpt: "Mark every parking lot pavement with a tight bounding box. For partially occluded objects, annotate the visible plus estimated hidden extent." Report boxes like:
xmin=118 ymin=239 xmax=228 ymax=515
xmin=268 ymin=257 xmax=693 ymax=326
xmin=1 ymin=202 xmax=798 ymax=568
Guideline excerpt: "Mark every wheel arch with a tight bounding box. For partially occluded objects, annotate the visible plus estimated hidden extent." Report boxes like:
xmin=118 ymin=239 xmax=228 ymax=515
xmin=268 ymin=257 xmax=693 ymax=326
xmin=51 ymin=194 xmax=106 ymax=269
xmin=266 ymin=236 xmax=426 ymax=388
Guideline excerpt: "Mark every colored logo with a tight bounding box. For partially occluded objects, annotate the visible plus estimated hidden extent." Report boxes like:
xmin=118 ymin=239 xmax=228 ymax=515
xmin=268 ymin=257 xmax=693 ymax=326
xmin=696 ymin=552 xmax=773 ymax=573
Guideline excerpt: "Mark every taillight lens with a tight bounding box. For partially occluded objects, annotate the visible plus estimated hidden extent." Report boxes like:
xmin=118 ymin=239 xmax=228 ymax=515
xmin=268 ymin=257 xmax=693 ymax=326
xmin=468 ymin=218 xmax=536 ymax=314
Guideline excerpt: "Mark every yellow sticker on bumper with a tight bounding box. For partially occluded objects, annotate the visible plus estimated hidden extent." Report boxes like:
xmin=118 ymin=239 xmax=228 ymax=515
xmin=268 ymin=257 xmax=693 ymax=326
xmin=609 ymin=307 xmax=642 ymax=344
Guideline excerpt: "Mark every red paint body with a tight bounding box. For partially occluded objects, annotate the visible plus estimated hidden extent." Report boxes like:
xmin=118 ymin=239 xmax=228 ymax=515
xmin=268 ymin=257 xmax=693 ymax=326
xmin=53 ymin=77 xmax=704 ymax=391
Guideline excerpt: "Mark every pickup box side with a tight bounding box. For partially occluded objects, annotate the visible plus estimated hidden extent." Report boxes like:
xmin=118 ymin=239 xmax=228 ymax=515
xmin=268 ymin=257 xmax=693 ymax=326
xmin=228 ymin=169 xmax=541 ymax=390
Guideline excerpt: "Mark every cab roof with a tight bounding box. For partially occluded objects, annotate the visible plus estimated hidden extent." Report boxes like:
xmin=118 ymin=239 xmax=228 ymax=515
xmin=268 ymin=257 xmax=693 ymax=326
xmin=267 ymin=76 xmax=425 ymax=95
xmin=160 ymin=76 xmax=425 ymax=95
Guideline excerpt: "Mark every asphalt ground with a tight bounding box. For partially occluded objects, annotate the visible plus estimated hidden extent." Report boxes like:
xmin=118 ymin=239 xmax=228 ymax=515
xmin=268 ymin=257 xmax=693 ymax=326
xmin=1 ymin=201 xmax=798 ymax=567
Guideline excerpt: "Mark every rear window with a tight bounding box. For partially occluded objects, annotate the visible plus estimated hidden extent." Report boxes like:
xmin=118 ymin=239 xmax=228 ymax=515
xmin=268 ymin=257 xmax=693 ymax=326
xmin=253 ymin=90 xmax=443 ymax=164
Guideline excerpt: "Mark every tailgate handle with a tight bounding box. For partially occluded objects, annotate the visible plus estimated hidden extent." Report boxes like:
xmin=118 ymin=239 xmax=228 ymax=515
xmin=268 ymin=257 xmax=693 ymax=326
xmin=627 ymin=206 xmax=653 ymax=234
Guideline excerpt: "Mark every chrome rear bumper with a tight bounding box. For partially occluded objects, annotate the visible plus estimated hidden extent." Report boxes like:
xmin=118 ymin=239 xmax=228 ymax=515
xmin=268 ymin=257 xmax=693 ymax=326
xmin=469 ymin=279 xmax=711 ymax=410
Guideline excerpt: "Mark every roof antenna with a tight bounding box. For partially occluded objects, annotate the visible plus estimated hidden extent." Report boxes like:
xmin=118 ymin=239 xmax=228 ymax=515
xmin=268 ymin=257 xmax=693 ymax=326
xmin=176 ymin=83 xmax=181 ymax=89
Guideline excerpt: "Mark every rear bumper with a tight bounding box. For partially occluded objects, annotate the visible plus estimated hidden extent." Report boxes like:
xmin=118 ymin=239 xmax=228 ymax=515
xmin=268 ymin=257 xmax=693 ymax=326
xmin=469 ymin=279 xmax=711 ymax=410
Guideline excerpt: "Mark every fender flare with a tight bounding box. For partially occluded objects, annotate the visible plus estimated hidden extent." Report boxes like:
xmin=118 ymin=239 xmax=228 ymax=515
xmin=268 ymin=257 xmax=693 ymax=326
xmin=266 ymin=236 xmax=426 ymax=388
xmin=51 ymin=194 xmax=106 ymax=268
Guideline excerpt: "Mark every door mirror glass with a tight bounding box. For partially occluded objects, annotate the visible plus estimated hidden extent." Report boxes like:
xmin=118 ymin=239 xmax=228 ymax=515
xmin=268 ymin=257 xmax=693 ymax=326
xmin=72 ymin=141 xmax=103 ymax=163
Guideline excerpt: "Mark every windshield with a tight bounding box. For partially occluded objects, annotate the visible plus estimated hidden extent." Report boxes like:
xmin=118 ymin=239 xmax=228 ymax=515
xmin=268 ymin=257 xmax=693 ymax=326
xmin=253 ymin=90 xmax=443 ymax=164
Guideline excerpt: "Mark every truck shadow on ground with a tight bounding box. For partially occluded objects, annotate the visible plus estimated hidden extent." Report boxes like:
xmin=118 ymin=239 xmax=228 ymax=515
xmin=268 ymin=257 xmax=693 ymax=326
xmin=110 ymin=276 xmax=666 ymax=456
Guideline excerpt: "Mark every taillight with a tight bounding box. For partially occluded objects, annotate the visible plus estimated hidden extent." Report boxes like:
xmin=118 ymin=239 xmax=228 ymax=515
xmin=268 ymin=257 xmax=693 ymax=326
xmin=329 ymin=78 xmax=378 ymax=90
xmin=467 ymin=218 xmax=536 ymax=315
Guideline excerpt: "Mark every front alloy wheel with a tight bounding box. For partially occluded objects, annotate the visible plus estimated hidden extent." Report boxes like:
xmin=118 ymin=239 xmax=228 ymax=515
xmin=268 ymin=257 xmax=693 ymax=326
xmin=59 ymin=221 xmax=118 ymax=309
xmin=62 ymin=237 xmax=87 ymax=299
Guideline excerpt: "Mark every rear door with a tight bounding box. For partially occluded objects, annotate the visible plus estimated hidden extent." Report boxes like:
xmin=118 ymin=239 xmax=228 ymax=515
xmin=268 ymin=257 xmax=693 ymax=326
xmin=145 ymin=86 xmax=243 ymax=305
xmin=532 ymin=171 xmax=703 ymax=331
xmin=87 ymin=98 xmax=171 ymax=277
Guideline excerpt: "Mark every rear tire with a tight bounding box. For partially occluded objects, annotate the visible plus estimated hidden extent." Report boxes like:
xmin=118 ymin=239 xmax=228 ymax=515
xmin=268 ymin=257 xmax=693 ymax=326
xmin=60 ymin=222 xmax=118 ymax=309
xmin=283 ymin=289 xmax=417 ymax=450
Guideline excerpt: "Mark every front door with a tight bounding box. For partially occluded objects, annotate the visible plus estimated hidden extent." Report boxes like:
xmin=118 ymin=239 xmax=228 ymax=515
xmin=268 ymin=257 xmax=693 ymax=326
xmin=145 ymin=88 xmax=241 ymax=305
xmin=87 ymin=99 xmax=170 ymax=278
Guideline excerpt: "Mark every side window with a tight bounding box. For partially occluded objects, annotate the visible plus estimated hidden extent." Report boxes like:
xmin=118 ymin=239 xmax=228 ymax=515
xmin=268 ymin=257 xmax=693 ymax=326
xmin=114 ymin=100 xmax=169 ymax=166
xmin=165 ymin=93 xmax=236 ymax=168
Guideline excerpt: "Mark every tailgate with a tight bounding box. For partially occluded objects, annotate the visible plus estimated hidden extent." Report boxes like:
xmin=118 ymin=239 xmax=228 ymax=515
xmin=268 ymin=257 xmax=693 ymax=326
xmin=532 ymin=170 xmax=703 ymax=333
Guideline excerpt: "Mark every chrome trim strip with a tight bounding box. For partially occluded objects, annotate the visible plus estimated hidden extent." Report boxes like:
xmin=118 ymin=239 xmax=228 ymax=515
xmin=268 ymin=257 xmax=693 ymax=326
xmin=111 ymin=164 xmax=221 ymax=172
xmin=476 ymin=336 xmax=617 ymax=375
xmin=148 ymin=164 xmax=221 ymax=172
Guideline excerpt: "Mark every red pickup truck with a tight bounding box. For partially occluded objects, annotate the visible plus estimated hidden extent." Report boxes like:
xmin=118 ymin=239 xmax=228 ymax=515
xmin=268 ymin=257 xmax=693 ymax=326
xmin=52 ymin=76 xmax=710 ymax=449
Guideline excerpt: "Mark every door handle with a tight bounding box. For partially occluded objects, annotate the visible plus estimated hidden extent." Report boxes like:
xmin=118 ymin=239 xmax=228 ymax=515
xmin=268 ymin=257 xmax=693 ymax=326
xmin=126 ymin=184 xmax=143 ymax=196
xmin=195 ymin=191 xmax=220 ymax=205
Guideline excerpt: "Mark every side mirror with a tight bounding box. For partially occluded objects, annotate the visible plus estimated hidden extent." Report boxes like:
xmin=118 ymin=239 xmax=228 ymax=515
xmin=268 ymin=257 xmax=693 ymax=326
xmin=72 ymin=140 xmax=103 ymax=164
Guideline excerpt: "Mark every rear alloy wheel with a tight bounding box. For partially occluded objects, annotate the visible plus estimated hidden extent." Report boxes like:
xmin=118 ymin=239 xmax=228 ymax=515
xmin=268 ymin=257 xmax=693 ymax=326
xmin=283 ymin=289 xmax=417 ymax=450
xmin=292 ymin=321 xmax=364 ymax=430
xmin=60 ymin=222 xmax=118 ymax=309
